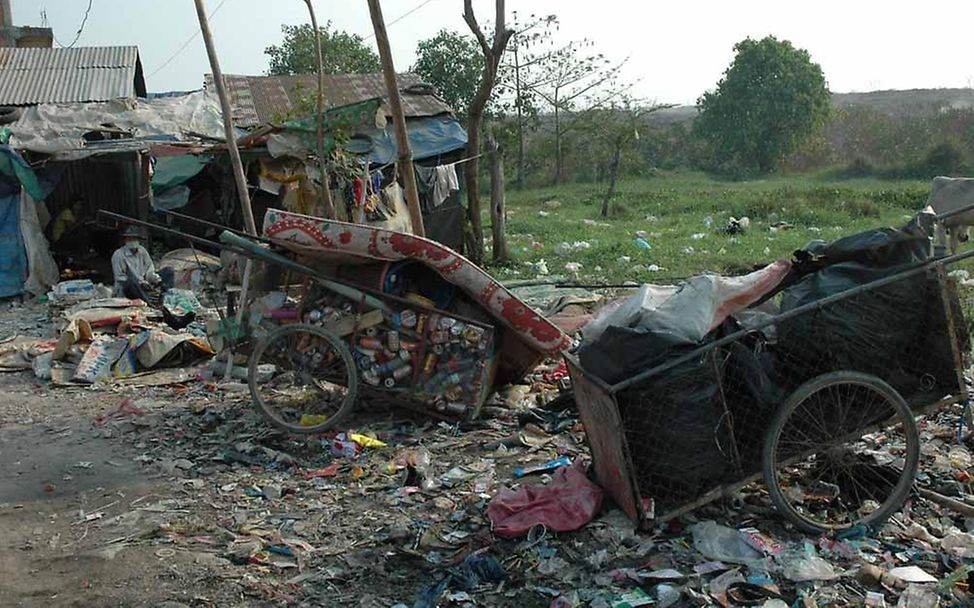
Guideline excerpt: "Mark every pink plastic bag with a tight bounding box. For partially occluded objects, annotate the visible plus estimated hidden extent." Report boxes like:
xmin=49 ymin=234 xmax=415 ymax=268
xmin=487 ymin=461 xmax=603 ymax=538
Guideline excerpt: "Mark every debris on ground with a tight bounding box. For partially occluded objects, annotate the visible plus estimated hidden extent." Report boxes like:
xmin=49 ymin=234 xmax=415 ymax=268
xmin=4 ymin=217 xmax=974 ymax=607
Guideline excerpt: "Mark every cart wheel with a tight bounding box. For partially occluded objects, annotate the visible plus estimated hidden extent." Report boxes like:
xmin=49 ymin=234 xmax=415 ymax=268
xmin=248 ymin=324 xmax=358 ymax=434
xmin=762 ymin=371 xmax=919 ymax=534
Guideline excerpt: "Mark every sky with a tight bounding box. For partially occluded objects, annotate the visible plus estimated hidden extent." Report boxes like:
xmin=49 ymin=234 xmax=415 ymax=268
xmin=15 ymin=0 xmax=974 ymax=106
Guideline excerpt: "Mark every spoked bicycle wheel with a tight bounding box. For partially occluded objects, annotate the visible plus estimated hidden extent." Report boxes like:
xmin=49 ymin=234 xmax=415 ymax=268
xmin=248 ymin=324 xmax=358 ymax=434
xmin=763 ymin=371 xmax=919 ymax=534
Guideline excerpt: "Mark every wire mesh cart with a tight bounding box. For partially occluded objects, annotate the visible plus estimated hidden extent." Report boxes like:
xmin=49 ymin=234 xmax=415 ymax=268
xmin=567 ymin=229 xmax=974 ymax=533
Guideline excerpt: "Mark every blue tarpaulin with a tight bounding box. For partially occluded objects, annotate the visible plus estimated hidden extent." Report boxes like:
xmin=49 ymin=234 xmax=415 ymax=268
xmin=0 ymin=177 xmax=26 ymax=298
xmin=0 ymin=146 xmax=40 ymax=297
xmin=347 ymin=115 xmax=467 ymax=164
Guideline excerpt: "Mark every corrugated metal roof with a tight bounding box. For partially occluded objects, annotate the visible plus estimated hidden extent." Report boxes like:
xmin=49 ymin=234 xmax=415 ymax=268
xmin=0 ymin=46 xmax=146 ymax=105
xmin=206 ymin=72 xmax=453 ymax=127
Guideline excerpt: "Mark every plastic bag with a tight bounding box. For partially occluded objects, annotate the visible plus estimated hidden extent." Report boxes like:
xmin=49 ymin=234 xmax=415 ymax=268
xmin=487 ymin=461 xmax=602 ymax=538
xmin=781 ymin=546 xmax=838 ymax=582
xmin=690 ymin=521 xmax=768 ymax=570
xmin=896 ymin=584 xmax=940 ymax=608
xmin=941 ymin=531 xmax=974 ymax=559
xmin=582 ymin=261 xmax=791 ymax=348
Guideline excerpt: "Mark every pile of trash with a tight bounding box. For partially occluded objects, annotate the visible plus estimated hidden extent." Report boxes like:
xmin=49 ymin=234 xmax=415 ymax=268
xmin=72 ymin=354 xmax=974 ymax=607
xmin=0 ymin=271 xmax=219 ymax=387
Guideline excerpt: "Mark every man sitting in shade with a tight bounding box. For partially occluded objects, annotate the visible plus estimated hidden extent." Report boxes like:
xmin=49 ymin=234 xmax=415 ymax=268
xmin=112 ymin=225 xmax=161 ymax=299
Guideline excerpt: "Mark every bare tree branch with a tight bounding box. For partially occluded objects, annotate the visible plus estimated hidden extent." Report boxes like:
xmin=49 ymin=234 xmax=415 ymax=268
xmin=462 ymin=0 xmax=490 ymax=57
xmin=462 ymin=0 xmax=514 ymax=263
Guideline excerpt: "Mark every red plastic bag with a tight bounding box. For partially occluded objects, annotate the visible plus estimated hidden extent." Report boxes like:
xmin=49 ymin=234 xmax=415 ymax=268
xmin=487 ymin=461 xmax=603 ymax=538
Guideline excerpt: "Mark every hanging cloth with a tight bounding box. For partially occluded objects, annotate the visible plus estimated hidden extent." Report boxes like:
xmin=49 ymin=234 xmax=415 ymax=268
xmin=431 ymin=164 xmax=459 ymax=207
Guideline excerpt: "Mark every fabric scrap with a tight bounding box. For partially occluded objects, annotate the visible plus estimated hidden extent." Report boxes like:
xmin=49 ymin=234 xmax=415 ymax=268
xmin=487 ymin=460 xmax=603 ymax=538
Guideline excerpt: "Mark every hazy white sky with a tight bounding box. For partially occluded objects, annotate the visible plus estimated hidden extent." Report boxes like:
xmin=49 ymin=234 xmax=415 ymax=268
xmin=15 ymin=0 xmax=974 ymax=105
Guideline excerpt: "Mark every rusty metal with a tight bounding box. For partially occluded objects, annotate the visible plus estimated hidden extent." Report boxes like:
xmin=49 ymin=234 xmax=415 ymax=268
xmin=204 ymin=72 xmax=453 ymax=127
xmin=565 ymin=355 xmax=644 ymax=524
xmin=0 ymin=46 xmax=144 ymax=104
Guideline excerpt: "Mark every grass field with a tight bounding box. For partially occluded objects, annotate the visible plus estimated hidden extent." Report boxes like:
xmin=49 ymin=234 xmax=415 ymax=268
xmin=488 ymin=171 xmax=931 ymax=285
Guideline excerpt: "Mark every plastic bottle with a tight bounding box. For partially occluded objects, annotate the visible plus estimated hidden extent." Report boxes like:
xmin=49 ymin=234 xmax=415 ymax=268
xmin=939 ymin=564 xmax=973 ymax=591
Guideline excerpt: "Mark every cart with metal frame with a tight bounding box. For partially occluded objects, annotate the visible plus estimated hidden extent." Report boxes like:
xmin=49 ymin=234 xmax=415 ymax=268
xmin=566 ymin=238 xmax=974 ymax=534
xmin=100 ymin=208 xmax=570 ymax=437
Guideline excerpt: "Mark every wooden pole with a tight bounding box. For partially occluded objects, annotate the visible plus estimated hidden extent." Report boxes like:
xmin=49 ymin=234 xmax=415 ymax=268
xmin=487 ymin=134 xmax=508 ymax=263
xmin=194 ymin=0 xmax=257 ymax=236
xmin=366 ymin=0 xmax=425 ymax=237
xmin=303 ymin=0 xmax=336 ymax=220
xmin=194 ymin=0 xmax=256 ymax=382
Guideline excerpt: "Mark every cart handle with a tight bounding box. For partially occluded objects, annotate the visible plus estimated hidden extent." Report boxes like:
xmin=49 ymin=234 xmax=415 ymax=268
xmin=218 ymin=230 xmax=392 ymax=315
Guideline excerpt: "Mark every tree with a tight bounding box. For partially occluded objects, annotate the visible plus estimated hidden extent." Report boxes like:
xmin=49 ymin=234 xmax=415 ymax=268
xmin=592 ymin=100 xmax=672 ymax=217
xmin=412 ymin=30 xmax=484 ymax=117
xmin=497 ymin=12 xmax=558 ymax=189
xmin=695 ymin=36 xmax=830 ymax=175
xmin=265 ymin=23 xmax=380 ymax=76
xmin=463 ymin=0 xmax=514 ymax=265
xmin=525 ymin=40 xmax=628 ymax=184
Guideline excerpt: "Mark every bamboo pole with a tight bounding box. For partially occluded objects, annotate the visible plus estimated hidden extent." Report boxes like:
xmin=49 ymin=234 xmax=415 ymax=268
xmin=194 ymin=0 xmax=256 ymax=236
xmin=366 ymin=0 xmax=425 ymax=237
xmin=194 ymin=0 xmax=256 ymax=381
xmin=303 ymin=0 xmax=336 ymax=219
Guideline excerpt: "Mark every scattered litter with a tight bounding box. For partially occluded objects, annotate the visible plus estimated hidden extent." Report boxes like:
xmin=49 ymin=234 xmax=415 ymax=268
xmin=607 ymin=588 xmax=653 ymax=608
xmin=888 ymin=566 xmax=938 ymax=584
xmin=513 ymin=455 xmax=571 ymax=478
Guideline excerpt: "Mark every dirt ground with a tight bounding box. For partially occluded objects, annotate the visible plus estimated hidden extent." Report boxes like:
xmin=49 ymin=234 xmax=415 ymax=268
xmin=3 ymin=331 xmax=974 ymax=607
xmin=0 ymin=367 xmax=587 ymax=608
xmin=0 ymin=375 xmax=229 ymax=608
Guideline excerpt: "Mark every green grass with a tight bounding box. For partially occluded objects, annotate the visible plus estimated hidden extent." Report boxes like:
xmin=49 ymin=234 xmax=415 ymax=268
xmin=485 ymin=171 xmax=930 ymax=285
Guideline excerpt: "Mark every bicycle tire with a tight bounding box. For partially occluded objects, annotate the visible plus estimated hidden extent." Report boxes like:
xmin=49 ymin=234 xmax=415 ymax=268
xmin=762 ymin=371 xmax=919 ymax=534
xmin=248 ymin=323 xmax=358 ymax=434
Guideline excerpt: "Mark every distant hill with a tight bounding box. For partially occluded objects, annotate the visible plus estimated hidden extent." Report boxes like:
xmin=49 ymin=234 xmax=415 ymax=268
xmin=647 ymin=88 xmax=974 ymax=125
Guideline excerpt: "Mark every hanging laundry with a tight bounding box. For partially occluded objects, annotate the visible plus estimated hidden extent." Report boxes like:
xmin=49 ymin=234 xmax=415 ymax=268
xmin=414 ymin=165 xmax=437 ymax=212
xmin=431 ymin=164 xmax=460 ymax=207
xmin=415 ymin=166 xmax=436 ymax=191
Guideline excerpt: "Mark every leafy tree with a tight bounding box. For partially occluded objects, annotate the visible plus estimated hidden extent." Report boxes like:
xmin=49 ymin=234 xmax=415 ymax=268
xmin=412 ymin=30 xmax=484 ymax=116
xmin=916 ymin=140 xmax=968 ymax=178
xmin=695 ymin=36 xmax=830 ymax=175
xmin=265 ymin=23 xmax=380 ymax=75
xmin=589 ymin=99 xmax=672 ymax=217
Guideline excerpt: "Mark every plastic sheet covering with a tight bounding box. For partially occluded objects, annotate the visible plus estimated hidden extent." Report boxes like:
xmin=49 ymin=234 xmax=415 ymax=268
xmin=580 ymin=260 xmax=792 ymax=383
xmin=268 ymin=114 xmax=467 ymax=164
xmin=0 ymin=179 xmax=25 ymax=298
xmin=7 ymin=90 xmax=225 ymax=155
xmin=20 ymin=191 xmax=59 ymax=296
xmin=151 ymin=155 xmax=209 ymax=192
xmin=354 ymin=115 xmax=467 ymax=165
xmin=152 ymin=185 xmax=191 ymax=211
xmin=0 ymin=144 xmax=43 ymax=199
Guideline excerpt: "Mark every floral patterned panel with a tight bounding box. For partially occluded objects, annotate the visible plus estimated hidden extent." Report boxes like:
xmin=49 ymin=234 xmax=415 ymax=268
xmin=263 ymin=208 xmax=572 ymax=357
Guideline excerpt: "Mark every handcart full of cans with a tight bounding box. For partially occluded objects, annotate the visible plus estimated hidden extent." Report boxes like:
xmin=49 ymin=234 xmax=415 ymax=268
xmin=244 ymin=265 xmax=499 ymax=434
